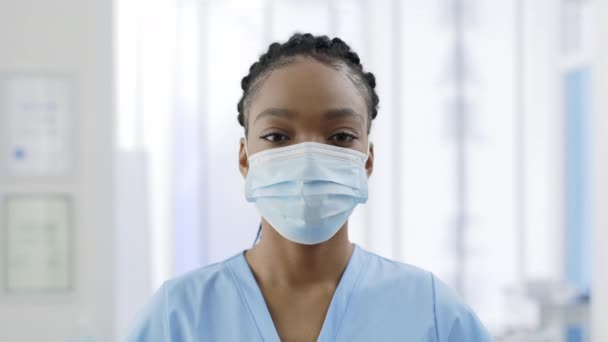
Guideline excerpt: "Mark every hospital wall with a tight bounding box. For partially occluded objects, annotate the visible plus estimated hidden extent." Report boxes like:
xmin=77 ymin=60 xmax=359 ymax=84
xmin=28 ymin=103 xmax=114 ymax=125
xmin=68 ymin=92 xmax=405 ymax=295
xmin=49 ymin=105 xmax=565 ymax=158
xmin=0 ymin=0 xmax=606 ymax=341
xmin=591 ymin=0 xmax=608 ymax=340
xmin=0 ymin=0 xmax=115 ymax=341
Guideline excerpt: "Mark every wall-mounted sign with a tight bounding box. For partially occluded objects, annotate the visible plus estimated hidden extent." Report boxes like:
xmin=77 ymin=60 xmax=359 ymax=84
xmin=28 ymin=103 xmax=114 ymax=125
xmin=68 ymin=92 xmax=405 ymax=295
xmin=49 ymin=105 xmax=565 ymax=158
xmin=4 ymin=194 xmax=72 ymax=292
xmin=0 ymin=75 xmax=74 ymax=177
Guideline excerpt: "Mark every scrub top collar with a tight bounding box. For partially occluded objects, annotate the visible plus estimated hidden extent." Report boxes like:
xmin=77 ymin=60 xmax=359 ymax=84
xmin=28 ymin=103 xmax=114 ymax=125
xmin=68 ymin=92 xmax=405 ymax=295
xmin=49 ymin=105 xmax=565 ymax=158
xmin=225 ymin=243 xmax=369 ymax=342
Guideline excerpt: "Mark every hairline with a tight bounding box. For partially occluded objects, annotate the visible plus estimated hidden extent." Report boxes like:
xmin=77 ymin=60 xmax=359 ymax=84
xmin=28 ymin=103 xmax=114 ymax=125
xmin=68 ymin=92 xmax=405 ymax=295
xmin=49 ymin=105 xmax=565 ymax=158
xmin=242 ymin=55 xmax=374 ymax=135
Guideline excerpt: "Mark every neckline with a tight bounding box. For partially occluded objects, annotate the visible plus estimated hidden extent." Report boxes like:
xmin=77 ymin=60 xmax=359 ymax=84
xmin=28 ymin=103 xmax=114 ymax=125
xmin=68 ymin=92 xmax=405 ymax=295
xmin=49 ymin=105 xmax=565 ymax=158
xmin=226 ymin=244 xmax=368 ymax=342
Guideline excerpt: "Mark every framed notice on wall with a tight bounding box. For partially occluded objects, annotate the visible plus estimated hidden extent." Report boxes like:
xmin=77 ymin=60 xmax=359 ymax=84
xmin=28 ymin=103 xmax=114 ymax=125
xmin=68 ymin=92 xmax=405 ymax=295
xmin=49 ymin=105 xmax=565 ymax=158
xmin=0 ymin=74 xmax=75 ymax=178
xmin=3 ymin=194 xmax=72 ymax=292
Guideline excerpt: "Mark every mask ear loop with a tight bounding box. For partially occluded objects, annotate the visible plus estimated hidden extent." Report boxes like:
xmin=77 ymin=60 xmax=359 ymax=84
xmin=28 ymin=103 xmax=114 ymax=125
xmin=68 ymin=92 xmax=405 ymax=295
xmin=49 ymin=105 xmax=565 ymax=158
xmin=253 ymin=222 xmax=262 ymax=246
xmin=243 ymin=136 xmax=250 ymax=159
xmin=244 ymin=136 xmax=261 ymax=246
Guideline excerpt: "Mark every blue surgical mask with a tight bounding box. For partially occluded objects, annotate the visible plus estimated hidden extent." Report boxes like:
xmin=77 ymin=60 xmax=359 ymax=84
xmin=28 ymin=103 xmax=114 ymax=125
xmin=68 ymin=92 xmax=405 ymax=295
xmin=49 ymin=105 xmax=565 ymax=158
xmin=244 ymin=141 xmax=369 ymax=245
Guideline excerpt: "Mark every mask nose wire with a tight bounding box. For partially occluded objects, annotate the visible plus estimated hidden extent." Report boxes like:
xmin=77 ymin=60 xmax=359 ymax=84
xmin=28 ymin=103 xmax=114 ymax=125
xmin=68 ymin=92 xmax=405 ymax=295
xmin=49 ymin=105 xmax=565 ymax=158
xmin=244 ymin=139 xmax=370 ymax=163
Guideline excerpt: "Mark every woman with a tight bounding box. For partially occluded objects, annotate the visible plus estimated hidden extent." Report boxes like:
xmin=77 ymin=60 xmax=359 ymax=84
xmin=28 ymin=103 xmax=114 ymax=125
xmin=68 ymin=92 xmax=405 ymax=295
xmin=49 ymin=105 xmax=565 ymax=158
xmin=127 ymin=33 xmax=491 ymax=342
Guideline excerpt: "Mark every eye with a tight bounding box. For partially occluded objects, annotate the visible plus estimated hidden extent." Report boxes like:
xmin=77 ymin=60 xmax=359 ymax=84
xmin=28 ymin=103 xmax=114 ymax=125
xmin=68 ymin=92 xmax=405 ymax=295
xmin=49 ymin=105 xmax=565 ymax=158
xmin=260 ymin=132 xmax=290 ymax=143
xmin=329 ymin=131 xmax=357 ymax=144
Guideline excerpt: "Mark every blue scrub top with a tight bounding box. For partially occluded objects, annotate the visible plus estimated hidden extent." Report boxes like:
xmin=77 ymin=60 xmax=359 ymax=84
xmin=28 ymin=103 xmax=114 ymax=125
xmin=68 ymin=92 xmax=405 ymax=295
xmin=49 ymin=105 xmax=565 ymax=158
xmin=126 ymin=244 xmax=492 ymax=341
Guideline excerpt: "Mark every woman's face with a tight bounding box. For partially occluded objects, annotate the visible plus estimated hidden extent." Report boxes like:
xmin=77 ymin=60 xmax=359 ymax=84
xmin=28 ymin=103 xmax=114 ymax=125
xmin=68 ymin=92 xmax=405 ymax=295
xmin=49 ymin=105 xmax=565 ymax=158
xmin=239 ymin=58 xmax=374 ymax=178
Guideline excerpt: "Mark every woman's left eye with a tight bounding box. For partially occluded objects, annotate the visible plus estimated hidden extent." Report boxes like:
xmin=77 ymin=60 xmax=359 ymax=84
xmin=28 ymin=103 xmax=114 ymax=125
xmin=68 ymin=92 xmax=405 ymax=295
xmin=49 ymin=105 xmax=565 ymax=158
xmin=330 ymin=132 xmax=357 ymax=143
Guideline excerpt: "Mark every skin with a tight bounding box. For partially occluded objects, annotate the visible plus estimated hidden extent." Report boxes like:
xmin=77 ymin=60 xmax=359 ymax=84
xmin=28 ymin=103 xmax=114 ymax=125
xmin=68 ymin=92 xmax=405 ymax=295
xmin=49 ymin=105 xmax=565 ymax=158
xmin=238 ymin=57 xmax=374 ymax=342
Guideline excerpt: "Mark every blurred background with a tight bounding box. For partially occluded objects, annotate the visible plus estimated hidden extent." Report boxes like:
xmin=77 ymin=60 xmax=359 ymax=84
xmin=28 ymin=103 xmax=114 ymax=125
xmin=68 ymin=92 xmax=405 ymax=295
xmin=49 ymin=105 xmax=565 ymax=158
xmin=0 ymin=0 xmax=607 ymax=341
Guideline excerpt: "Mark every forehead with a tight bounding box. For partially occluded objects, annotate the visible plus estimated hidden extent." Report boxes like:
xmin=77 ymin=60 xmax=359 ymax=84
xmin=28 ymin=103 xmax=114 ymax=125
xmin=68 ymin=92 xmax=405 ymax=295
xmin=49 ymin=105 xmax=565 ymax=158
xmin=247 ymin=58 xmax=368 ymax=121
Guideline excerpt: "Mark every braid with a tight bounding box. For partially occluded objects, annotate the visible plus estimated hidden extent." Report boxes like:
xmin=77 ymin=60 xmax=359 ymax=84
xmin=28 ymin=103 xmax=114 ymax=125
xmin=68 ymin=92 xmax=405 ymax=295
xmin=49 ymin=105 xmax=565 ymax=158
xmin=237 ymin=33 xmax=379 ymax=134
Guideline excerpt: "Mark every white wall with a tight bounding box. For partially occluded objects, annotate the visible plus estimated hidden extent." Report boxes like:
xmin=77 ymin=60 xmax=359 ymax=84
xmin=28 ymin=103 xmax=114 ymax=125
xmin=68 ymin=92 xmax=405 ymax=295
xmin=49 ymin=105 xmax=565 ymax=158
xmin=592 ymin=1 xmax=608 ymax=341
xmin=0 ymin=0 xmax=114 ymax=341
xmin=521 ymin=0 xmax=562 ymax=284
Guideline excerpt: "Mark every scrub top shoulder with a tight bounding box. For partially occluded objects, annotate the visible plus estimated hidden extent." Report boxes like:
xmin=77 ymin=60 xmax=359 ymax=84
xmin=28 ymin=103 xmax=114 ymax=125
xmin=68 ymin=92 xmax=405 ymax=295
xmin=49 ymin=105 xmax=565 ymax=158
xmin=125 ymin=244 xmax=492 ymax=342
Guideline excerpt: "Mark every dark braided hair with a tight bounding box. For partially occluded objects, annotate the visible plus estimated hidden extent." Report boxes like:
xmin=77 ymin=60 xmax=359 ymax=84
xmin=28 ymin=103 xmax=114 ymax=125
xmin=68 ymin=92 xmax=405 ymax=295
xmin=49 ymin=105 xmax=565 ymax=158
xmin=237 ymin=33 xmax=379 ymax=135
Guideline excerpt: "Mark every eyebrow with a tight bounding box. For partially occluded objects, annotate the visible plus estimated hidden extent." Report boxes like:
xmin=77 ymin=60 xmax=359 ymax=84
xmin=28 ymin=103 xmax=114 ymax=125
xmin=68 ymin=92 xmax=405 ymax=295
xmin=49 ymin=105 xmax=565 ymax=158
xmin=253 ymin=108 xmax=292 ymax=123
xmin=323 ymin=108 xmax=364 ymax=122
xmin=254 ymin=107 xmax=364 ymax=123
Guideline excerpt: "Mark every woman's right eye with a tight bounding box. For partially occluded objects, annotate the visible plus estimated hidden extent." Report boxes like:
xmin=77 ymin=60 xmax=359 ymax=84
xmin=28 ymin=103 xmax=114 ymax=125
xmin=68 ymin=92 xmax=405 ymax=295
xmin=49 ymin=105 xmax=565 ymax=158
xmin=260 ymin=132 xmax=290 ymax=143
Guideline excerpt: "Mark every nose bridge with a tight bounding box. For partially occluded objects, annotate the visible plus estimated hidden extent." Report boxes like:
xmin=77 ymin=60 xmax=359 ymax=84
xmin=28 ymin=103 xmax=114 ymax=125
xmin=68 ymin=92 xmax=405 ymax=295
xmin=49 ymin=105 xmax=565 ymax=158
xmin=293 ymin=129 xmax=326 ymax=145
xmin=295 ymin=135 xmax=325 ymax=145
xmin=289 ymin=109 xmax=327 ymax=145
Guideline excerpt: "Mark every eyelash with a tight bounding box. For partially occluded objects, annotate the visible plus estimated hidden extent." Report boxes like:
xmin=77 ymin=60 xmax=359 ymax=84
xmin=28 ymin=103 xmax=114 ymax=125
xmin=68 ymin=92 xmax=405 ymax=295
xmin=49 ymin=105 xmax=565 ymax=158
xmin=329 ymin=131 xmax=358 ymax=143
xmin=260 ymin=131 xmax=358 ymax=144
xmin=260 ymin=132 xmax=290 ymax=143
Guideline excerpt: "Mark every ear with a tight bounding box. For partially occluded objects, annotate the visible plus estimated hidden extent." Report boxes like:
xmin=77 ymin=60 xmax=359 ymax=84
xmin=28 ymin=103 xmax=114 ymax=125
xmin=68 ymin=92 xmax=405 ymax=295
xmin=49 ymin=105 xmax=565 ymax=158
xmin=365 ymin=142 xmax=374 ymax=178
xmin=239 ymin=137 xmax=249 ymax=178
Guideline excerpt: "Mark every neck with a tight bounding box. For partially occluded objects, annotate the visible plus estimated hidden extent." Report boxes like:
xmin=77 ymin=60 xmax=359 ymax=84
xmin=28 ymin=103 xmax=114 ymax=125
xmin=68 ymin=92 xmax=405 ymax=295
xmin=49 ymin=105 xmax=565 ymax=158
xmin=245 ymin=219 xmax=354 ymax=287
